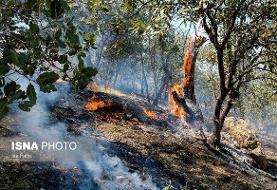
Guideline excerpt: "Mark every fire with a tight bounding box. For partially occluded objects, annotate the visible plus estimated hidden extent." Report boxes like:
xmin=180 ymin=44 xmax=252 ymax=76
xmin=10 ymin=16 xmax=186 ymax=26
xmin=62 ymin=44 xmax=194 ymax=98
xmin=168 ymin=37 xmax=195 ymax=118
xmin=168 ymin=84 xmax=185 ymax=118
xmin=85 ymin=95 xmax=113 ymax=111
xmin=182 ymin=37 xmax=194 ymax=86
xmin=142 ymin=107 xmax=158 ymax=120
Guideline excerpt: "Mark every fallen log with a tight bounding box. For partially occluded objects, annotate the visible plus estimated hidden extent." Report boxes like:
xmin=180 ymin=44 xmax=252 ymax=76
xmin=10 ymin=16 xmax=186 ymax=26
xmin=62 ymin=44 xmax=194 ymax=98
xmin=81 ymin=91 xmax=177 ymax=129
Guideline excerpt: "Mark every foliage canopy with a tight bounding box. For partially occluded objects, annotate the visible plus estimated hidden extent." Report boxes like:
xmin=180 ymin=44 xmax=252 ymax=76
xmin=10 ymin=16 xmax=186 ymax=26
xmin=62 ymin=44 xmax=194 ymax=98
xmin=0 ymin=0 xmax=97 ymax=117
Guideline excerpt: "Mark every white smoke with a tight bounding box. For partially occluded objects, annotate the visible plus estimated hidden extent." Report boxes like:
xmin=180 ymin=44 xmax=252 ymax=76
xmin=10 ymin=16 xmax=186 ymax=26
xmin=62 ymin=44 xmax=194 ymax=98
xmin=7 ymin=74 xmax=158 ymax=190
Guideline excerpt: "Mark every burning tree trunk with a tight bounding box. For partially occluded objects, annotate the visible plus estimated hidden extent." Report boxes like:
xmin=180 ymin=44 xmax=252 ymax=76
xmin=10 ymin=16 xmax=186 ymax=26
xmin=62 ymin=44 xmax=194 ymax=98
xmin=169 ymin=36 xmax=206 ymax=123
xmin=83 ymin=91 xmax=175 ymax=128
xmin=182 ymin=37 xmax=207 ymax=103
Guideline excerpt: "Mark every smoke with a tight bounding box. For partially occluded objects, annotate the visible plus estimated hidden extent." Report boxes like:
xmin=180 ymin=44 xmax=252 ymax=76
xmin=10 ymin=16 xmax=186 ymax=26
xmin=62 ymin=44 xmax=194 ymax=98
xmin=6 ymin=73 xmax=158 ymax=190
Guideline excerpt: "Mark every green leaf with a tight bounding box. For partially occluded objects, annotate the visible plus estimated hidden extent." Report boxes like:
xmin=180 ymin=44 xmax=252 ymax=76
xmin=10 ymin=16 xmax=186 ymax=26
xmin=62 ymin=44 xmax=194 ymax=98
xmin=55 ymin=29 xmax=62 ymax=40
xmin=100 ymin=3 xmax=109 ymax=12
xmin=39 ymin=84 xmax=57 ymax=93
xmin=65 ymin=25 xmax=80 ymax=47
xmin=13 ymin=90 xmax=27 ymax=100
xmin=78 ymin=76 xmax=90 ymax=88
xmin=3 ymin=48 xmax=19 ymax=66
xmin=29 ymin=22 xmax=40 ymax=34
xmin=49 ymin=0 xmax=64 ymax=19
xmin=131 ymin=19 xmax=146 ymax=35
xmin=45 ymin=35 xmax=51 ymax=46
xmin=0 ymin=78 xmax=5 ymax=87
xmin=4 ymin=81 xmax=17 ymax=97
xmin=30 ymin=36 xmax=42 ymax=57
xmin=58 ymin=40 xmax=67 ymax=48
xmin=82 ymin=67 xmax=98 ymax=77
xmin=24 ymin=63 xmax=37 ymax=76
xmin=0 ymin=98 xmax=9 ymax=118
xmin=78 ymin=55 xmax=84 ymax=70
xmin=18 ymin=53 xmax=32 ymax=72
xmin=18 ymin=101 xmax=33 ymax=112
xmin=58 ymin=54 xmax=68 ymax=63
xmin=84 ymin=32 xmax=96 ymax=46
xmin=36 ymin=72 xmax=59 ymax=85
xmin=36 ymin=72 xmax=59 ymax=93
xmin=0 ymin=61 xmax=10 ymax=76
xmin=68 ymin=49 xmax=77 ymax=56
xmin=27 ymin=83 xmax=36 ymax=104
xmin=63 ymin=63 xmax=69 ymax=72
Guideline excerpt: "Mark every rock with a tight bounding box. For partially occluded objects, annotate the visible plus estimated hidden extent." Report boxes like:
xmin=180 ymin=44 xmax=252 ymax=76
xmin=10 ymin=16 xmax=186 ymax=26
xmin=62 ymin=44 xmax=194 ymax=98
xmin=223 ymin=117 xmax=260 ymax=150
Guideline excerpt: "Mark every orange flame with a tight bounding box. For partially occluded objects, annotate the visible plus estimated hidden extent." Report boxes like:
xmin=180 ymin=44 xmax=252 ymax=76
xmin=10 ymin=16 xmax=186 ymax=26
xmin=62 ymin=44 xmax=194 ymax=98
xmin=85 ymin=95 xmax=113 ymax=111
xmin=168 ymin=84 xmax=185 ymax=118
xmin=142 ymin=107 xmax=158 ymax=120
xmin=168 ymin=37 xmax=196 ymax=118
xmin=182 ymin=38 xmax=194 ymax=86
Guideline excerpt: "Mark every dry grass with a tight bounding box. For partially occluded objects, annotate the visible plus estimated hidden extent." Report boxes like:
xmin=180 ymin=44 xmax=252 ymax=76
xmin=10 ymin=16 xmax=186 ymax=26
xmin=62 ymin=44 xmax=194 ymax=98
xmin=86 ymin=82 xmax=127 ymax=97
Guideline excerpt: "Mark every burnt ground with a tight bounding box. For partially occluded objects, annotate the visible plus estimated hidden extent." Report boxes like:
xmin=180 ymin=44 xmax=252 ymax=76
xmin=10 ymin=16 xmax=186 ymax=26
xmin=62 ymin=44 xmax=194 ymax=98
xmin=0 ymin=91 xmax=277 ymax=190
xmin=92 ymin=117 xmax=277 ymax=190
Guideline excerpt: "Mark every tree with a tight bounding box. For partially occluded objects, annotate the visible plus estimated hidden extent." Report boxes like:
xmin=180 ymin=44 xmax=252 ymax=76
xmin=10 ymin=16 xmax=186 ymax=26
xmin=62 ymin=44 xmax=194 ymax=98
xmin=87 ymin=0 xmax=184 ymax=105
xmin=198 ymin=0 xmax=277 ymax=147
xmin=0 ymin=0 xmax=97 ymax=118
xmin=99 ymin=0 xmax=277 ymax=147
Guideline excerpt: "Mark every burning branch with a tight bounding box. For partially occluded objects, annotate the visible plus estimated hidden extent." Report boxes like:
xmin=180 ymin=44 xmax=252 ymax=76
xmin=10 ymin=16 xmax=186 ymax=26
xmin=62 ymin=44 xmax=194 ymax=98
xmin=85 ymin=95 xmax=113 ymax=111
xmin=83 ymin=91 xmax=174 ymax=128
xmin=141 ymin=107 xmax=158 ymax=120
xmin=168 ymin=84 xmax=185 ymax=118
xmin=168 ymin=36 xmax=206 ymax=121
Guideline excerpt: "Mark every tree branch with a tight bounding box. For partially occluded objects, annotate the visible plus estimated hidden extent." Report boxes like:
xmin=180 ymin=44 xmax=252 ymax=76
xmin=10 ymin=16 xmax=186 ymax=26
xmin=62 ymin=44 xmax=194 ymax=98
xmin=221 ymin=0 xmax=246 ymax=47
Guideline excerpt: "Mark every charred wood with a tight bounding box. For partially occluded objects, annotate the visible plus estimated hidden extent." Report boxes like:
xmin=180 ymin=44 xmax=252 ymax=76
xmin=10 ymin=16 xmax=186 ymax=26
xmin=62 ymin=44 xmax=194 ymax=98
xmin=81 ymin=91 xmax=176 ymax=129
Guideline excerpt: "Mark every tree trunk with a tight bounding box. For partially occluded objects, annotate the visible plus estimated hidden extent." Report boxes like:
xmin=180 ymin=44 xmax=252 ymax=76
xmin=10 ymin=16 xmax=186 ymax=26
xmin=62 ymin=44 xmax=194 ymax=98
xmin=142 ymin=64 xmax=150 ymax=103
xmin=210 ymin=88 xmax=227 ymax=147
xmin=169 ymin=36 xmax=206 ymax=123
xmin=140 ymin=77 xmax=144 ymax=95
xmin=153 ymin=72 xmax=159 ymax=99
xmin=182 ymin=51 xmax=196 ymax=103
xmin=153 ymin=78 xmax=166 ymax=106
xmin=182 ymin=36 xmax=206 ymax=102
xmin=211 ymin=120 xmax=223 ymax=147
xmin=153 ymin=52 xmax=171 ymax=106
